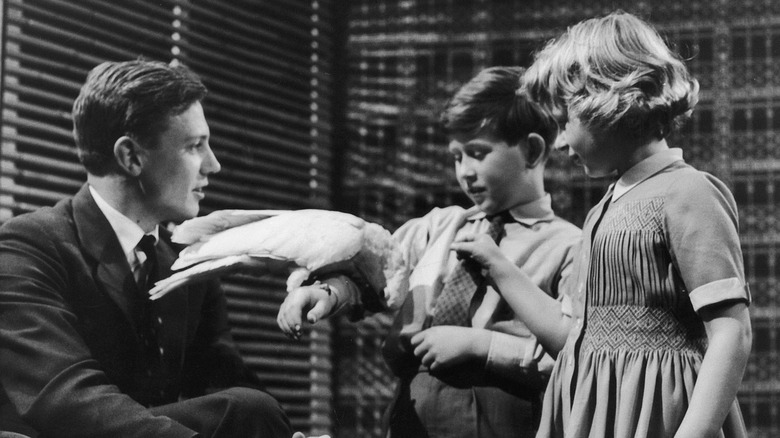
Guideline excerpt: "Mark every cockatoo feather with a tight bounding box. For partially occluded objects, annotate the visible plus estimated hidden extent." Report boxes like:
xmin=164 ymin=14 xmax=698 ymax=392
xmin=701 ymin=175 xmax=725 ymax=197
xmin=149 ymin=209 xmax=409 ymax=310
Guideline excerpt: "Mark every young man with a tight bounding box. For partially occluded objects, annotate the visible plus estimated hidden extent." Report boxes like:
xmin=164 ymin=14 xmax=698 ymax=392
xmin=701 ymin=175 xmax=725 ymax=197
xmin=0 ymin=60 xmax=292 ymax=437
xmin=277 ymin=67 xmax=581 ymax=438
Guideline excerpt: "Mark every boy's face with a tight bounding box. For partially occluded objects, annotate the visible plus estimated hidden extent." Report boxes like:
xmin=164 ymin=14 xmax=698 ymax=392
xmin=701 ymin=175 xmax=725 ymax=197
xmin=448 ymin=134 xmax=534 ymax=215
xmin=138 ymin=101 xmax=221 ymax=223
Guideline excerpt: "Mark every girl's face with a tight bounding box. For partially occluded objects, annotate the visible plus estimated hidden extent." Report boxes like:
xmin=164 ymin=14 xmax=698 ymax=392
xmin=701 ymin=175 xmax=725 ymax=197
xmin=553 ymin=117 xmax=622 ymax=178
xmin=448 ymin=135 xmax=533 ymax=215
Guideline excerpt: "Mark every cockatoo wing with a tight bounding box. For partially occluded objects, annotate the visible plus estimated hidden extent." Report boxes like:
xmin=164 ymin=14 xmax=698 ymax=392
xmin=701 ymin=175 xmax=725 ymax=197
xmin=149 ymin=209 xmax=409 ymax=310
xmin=170 ymin=209 xmax=291 ymax=245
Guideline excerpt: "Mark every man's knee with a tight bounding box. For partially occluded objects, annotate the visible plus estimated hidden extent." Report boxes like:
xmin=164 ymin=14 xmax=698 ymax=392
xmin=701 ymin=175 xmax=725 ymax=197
xmin=216 ymin=387 xmax=291 ymax=435
xmin=219 ymin=387 xmax=285 ymax=417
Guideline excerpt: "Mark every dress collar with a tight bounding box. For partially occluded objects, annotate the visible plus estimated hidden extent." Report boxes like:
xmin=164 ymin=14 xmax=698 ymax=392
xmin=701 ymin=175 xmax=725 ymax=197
xmin=467 ymin=193 xmax=555 ymax=226
xmin=612 ymin=148 xmax=684 ymax=201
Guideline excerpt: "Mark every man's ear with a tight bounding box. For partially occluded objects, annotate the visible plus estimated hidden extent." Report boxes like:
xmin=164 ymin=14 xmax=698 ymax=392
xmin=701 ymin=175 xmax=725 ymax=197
xmin=525 ymin=133 xmax=548 ymax=168
xmin=113 ymin=136 xmax=144 ymax=177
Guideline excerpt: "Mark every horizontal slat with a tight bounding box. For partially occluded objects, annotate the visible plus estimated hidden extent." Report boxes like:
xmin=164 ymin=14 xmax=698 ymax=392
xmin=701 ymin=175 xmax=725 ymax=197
xmin=11 ymin=0 xmax=172 ymax=58
xmin=6 ymin=9 xmax=165 ymax=62
xmin=0 ymin=165 xmax=83 ymax=193
xmin=2 ymin=150 xmax=84 ymax=175
xmin=203 ymin=92 xmax=322 ymax=144
xmin=188 ymin=3 xmax=323 ymax=62
xmin=4 ymin=78 xmax=75 ymax=108
xmin=3 ymin=60 xmax=82 ymax=99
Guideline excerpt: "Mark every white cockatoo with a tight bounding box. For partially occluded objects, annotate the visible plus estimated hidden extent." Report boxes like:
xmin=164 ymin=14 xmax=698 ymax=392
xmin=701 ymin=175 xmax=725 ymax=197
xmin=148 ymin=209 xmax=408 ymax=311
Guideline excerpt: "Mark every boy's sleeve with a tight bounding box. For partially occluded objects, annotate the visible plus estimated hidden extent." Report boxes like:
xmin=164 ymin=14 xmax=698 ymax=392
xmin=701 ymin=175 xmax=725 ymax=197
xmin=483 ymin=223 xmax=580 ymax=385
xmin=485 ymin=331 xmax=553 ymax=388
xmin=322 ymin=214 xmax=430 ymax=320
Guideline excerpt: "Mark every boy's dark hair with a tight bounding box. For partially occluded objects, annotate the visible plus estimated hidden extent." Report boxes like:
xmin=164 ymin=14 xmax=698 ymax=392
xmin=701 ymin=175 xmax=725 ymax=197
xmin=72 ymin=59 xmax=207 ymax=176
xmin=441 ymin=66 xmax=559 ymax=152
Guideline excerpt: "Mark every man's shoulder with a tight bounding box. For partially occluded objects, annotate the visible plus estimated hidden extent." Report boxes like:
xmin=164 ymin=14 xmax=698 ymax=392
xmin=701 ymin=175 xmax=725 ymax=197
xmin=0 ymin=197 xmax=75 ymax=236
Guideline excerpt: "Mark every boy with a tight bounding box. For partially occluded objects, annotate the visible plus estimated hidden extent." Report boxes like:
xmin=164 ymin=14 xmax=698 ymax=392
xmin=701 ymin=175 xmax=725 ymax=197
xmin=278 ymin=66 xmax=580 ymax=438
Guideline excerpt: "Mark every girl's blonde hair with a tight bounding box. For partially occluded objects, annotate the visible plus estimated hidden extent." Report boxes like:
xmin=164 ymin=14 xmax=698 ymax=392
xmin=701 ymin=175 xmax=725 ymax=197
xmin=523 ymin=11 xmax=699 ymax=141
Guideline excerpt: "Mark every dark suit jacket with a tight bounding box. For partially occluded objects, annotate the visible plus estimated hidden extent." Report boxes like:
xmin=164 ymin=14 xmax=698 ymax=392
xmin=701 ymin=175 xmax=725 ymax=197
xmin=0 ymin=185 xmax=262 ymax=437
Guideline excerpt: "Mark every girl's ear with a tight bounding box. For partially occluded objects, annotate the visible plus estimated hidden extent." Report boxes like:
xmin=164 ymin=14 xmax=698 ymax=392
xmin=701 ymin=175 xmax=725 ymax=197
xmin=525 ymin=133 xmax=548 ymax=168
xmin=113 ymin=136 xmax=144 ymax=177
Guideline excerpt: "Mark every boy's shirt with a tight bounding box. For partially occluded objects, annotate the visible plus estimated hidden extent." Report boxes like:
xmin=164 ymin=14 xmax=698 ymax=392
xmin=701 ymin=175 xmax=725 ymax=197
xmin=332 ymin=194 xmax=581 ymax=382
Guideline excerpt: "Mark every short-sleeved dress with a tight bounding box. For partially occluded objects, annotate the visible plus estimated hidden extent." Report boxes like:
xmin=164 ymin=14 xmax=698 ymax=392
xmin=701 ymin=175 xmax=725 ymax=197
xmin=537 ymin=149 xmax=750 ymax=438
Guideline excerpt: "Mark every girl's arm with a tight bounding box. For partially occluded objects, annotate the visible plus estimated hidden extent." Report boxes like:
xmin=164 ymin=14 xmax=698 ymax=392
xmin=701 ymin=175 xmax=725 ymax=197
xmin=451 ymin=234 xmax=573 ymax=352
xmin=674 ymin=301 xmax=751 ymax=438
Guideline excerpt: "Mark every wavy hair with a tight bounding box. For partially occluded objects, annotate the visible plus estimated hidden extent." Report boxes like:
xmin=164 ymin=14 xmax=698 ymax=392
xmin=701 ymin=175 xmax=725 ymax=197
xmin=441 ymin=66 xmax=559 ymax=158
xmin=523 ymin=11 xmax=699 ymax=141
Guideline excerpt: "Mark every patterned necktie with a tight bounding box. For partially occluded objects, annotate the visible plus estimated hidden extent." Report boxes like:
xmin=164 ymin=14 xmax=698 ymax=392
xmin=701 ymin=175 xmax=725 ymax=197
xmin=136 ymin=234 xmax=162 ymax=357
xmin=136 ymin=234 xmax=159 ymax=293
xmin=431 ymin=212 xmax=508 ymax=326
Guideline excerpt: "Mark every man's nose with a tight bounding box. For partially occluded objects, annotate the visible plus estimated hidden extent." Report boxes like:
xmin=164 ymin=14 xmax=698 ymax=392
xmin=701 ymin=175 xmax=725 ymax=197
xmin=202 ymin=144 xmax=221 ymax=174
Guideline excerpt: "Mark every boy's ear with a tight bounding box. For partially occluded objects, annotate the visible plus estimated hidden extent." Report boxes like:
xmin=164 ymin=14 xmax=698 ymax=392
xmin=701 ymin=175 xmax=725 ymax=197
xmin=113 ymin=136 xmax=144 ymax=177
xmin=525 ymin=133 xmax=548 ymax=168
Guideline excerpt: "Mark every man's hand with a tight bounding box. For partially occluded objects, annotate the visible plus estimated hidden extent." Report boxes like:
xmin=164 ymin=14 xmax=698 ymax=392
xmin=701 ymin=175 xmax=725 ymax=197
xmin=277 ymin=282 xmax=336 ymax=340
xmin=292 ymin=432 xmax=331 ymax=438
xmin=410 ymin=326 xmax=491 ymax=371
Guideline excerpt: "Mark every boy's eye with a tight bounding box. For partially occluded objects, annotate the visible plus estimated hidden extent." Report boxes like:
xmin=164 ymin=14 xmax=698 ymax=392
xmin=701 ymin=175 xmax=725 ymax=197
xmin=449 ymin=153 xmax=462 ymax=163
xmin=468 ymin=150 xmax=487 ymax=160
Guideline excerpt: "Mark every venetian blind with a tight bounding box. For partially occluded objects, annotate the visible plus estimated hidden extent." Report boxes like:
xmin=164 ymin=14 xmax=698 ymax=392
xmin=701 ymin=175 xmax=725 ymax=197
xmin=0 ymin=0 xmax=334 ymax=434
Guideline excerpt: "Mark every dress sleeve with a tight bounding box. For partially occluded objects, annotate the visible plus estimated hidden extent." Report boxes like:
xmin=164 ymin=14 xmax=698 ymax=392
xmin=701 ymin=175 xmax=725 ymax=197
xmin=665 ymin=171 xmax=751 ymax=312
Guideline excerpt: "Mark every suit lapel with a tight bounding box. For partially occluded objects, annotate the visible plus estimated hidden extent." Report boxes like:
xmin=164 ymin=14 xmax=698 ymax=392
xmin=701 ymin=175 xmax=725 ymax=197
xmin=72 ymin=185 xmax=139 ymax=332
xmin=73 ymin=185 xmax=192 ymax=365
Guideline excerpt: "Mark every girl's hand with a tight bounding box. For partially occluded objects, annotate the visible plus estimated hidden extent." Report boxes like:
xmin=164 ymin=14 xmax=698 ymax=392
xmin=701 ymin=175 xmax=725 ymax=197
xmin=409 ymin=326 xmax=491 ymax=371
xmin=277 ymin=282 xmax=336 ymax=340
xmin=450 ymin=234 xmax=511 ymax=273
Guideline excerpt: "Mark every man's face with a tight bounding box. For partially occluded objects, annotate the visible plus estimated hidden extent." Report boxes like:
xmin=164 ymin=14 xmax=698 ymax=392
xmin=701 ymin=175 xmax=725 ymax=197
xmin=448 ymin=134 xmax=533 ymax=215
xmin=139 ymin=101 xmax=220 ymax=223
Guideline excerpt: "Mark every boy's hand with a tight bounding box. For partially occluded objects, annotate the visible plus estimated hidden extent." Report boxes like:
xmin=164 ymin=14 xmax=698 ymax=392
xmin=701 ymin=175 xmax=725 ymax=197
xmin=277 ymin=282 xmax=336 ymax=340
xmin=410 ymin=326 xmax=491 ymax=371
xmin=450 ymin=234 xmax=507 ymax=273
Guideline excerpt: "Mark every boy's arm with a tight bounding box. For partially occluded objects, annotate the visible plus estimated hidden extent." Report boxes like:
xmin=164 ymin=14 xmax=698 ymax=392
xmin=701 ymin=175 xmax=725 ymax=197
xmin=451 ymin=234 xmax=573 ymax=352
xmin=277 ymin=213 xmax=433 ymax=336
xmin=277 ymin=275 xmax=360 ymax=338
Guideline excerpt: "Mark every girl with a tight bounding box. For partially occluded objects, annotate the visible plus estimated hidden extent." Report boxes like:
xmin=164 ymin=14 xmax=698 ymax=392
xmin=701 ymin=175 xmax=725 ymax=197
xmin=452 ymin=11 xmax=751 ymax=438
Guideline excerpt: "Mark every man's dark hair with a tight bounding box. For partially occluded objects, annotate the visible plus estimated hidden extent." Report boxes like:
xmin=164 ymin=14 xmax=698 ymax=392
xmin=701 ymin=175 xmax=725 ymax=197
xmin=72 ymin=59 xmax=207 ymax=176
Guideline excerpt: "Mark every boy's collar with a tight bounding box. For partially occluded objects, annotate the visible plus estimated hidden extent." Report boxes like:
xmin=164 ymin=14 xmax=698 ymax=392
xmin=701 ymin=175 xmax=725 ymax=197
xmin=612 ymin=148 xmax=684 ymax=201
xmin=468 ymin=193 xmax=555 ymax=226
